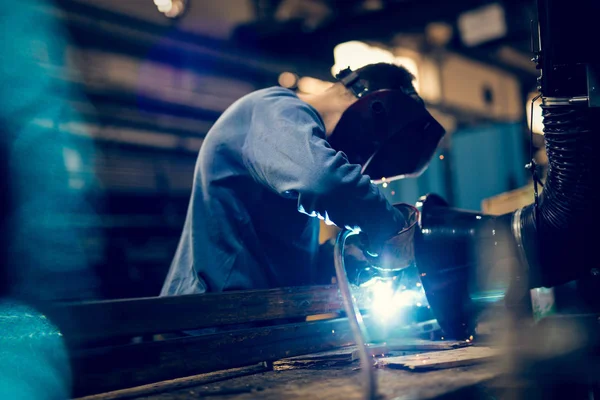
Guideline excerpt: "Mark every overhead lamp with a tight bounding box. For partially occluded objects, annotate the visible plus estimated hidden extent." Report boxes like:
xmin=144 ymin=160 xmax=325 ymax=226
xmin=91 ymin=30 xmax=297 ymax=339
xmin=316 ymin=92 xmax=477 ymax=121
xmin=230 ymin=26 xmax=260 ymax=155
xmin=332 ymin=41 xmax=420 ymax=92
xmin=332 ymin=41 xmax=395 ymax=76
xmin=154 ymin=0 xmax=187 ymax=19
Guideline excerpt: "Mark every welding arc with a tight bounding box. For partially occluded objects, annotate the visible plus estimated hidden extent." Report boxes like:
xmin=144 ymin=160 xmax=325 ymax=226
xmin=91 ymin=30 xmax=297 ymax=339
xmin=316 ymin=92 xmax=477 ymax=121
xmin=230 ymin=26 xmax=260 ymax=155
xmin=334 ymin=229 xmax=378 ymax=400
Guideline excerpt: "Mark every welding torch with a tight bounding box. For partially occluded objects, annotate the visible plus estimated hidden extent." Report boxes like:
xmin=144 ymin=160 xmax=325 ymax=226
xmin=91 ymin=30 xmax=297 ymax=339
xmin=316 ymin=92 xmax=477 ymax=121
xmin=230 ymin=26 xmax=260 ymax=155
xmin=333 ymin=203 xmax=419 ymax=400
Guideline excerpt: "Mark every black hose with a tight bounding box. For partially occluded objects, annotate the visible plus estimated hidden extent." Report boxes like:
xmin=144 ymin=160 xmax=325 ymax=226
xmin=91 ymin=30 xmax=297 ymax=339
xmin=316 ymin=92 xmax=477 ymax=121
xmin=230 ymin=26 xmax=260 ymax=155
xmin=334 ymin=229 xmax=378 ymax=400
xmin=540 ymin=106 xmax=595 ymax=224
xmin=520 ymin=104 xmax=600 ymax=287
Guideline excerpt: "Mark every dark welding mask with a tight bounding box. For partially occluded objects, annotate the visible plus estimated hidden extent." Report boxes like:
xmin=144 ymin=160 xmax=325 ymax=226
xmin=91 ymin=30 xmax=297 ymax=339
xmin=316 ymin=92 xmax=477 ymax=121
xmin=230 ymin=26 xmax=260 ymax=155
xmin=328 ymin=67 xmax=446 ymax=181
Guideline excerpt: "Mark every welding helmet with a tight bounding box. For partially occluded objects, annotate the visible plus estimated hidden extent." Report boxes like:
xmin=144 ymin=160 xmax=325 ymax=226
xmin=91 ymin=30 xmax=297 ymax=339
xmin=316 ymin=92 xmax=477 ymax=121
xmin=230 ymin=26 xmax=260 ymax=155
xmin=328 ymin=67 xmax=446 ymax=181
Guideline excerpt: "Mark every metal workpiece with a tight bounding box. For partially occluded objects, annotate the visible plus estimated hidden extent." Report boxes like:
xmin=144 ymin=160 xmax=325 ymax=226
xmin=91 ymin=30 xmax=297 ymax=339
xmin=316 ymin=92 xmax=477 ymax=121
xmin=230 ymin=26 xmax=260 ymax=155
xmin=413 ymin=194 xmax=527 ymax=340
xmin=511 ymin=207 xmax=527 ymax=270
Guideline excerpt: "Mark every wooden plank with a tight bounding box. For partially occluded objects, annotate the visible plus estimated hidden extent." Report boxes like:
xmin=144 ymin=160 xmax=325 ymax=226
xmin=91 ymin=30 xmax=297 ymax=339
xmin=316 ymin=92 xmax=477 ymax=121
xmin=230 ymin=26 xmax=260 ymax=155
xmin=379 ymin=346 xmax=499 ymax=371
xmin=74 ymin=363 xmax=269 ymax=400
xmin=70 ymin=318 xmax=357 ymax=397
xmin=273 ymin=347 xmax=359 ymax=370
xmin=137 ymin=362 xmax=503 ymax=400
xmin=273 ymin=339 xmax=471 ymax=370
xmin=372 ymin=338 xmax=472 ymax=352
xmin=44 ymin=285 xmax=370 ymax=346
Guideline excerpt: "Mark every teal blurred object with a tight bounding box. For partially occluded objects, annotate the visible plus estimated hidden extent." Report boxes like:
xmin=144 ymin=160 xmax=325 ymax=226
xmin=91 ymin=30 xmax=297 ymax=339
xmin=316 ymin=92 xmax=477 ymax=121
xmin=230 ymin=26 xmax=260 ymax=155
xmin=0 ymin=0 xmax=101 ymax=302
xmin=0 ymin=301 xmax=71 ymax=400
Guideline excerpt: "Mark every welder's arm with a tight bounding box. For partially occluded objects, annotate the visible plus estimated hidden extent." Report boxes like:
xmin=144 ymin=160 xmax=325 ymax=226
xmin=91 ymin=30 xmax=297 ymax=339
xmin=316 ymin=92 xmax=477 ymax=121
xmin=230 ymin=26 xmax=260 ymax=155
xmin=242 ymin=103 xmax=406 ymax=246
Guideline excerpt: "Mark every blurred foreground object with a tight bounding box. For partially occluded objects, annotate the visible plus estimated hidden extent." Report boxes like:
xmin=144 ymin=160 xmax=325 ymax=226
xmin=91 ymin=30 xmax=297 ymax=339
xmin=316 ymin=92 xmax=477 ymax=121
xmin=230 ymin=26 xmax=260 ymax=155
xmin=0 ymin=0 xmax=101 ymax=303
xmin=0 ymin=302 xmax=71 ymax=399
xmin=1 ymin=0 xmax=105 ymax=397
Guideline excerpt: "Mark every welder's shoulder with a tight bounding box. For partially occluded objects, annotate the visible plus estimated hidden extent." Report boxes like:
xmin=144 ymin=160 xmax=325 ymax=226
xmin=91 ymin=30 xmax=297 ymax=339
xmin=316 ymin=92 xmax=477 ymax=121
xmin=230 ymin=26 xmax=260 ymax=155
xmin=249 ymin=86 xmax=298 ymax=103
xmin=249 ymin=87 xmax=320 ymax=123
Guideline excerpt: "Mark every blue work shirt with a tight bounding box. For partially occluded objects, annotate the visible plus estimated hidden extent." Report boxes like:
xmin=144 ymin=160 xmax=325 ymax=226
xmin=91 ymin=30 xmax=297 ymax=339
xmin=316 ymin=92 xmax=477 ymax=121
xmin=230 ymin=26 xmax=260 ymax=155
xmin=161 ymin=87 xmax=406 ymax=295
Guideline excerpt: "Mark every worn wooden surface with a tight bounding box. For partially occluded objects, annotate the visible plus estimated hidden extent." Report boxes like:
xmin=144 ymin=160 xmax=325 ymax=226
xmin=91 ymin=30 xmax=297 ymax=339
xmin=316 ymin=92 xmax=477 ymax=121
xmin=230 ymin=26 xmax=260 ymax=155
xmin=74 ymin=313 xmax=600 ymax=400
xmin=380 ymin=346 xmax=499 ymax=371
xmin=102 ymin=336 xmax=600 ymax=400
xmin=71 ymin=318 xmax=358 ymax=397
xmin=74 ymin=340 xmax=496 ymax=400
xmin=74 ymin=364 xmax=270 ymax=400
xmin=44 ymin=285 xmax=369 ymax=346
xmin=134 ymin=363 xmax=502 ymax=400
xmin=273 ymin=339 xmax=472 ymax=370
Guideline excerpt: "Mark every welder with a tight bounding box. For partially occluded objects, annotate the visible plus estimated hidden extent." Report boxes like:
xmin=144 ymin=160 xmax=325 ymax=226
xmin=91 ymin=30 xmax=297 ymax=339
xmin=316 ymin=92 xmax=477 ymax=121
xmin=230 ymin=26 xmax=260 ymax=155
xmin=161 ymin=62 xmax=445 ymax=296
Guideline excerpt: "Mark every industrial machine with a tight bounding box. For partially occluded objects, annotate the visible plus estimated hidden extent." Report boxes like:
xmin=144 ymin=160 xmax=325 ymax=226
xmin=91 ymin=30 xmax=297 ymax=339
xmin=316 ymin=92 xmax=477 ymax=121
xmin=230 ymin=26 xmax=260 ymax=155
xmin=334 ymin=0 xmax=600 ymax=398
xmin=415 ymin=0 xmax=600 ymax=338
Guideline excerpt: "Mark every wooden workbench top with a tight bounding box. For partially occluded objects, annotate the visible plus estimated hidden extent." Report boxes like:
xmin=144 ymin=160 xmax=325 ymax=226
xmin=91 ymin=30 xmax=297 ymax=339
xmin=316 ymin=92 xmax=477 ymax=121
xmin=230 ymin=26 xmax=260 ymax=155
xmin=136 ymin=363 xmax=500 ymax=400
xmin=116 ymin=345 xmax=502 ymax=400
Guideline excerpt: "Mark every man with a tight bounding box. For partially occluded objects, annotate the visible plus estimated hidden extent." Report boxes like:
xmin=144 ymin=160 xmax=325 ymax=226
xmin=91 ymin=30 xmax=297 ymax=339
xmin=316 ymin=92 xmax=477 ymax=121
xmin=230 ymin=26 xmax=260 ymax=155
xmin=161 ymin=62 xmax=443 ymax=296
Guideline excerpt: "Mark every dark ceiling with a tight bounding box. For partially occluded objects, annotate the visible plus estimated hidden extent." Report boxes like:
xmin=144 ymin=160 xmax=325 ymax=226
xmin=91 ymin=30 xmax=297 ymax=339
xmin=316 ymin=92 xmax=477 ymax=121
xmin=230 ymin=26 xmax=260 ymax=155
xmin=233 ymin=0 xmax=539 ymax=78
xmin=58 ymin=0 xmax=540 ymax=82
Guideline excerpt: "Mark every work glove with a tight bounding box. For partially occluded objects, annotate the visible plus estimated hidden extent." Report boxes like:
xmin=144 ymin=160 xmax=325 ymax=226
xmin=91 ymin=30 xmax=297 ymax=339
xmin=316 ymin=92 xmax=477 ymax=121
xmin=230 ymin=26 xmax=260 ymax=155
xmin=360 ymin=203 xmax=419 ymax=273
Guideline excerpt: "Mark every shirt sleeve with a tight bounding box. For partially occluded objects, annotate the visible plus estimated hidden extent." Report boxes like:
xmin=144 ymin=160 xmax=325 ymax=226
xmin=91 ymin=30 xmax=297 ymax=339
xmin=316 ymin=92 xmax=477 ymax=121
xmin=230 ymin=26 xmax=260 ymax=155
xmin=241 ymin=90 xmax=406 ymax=245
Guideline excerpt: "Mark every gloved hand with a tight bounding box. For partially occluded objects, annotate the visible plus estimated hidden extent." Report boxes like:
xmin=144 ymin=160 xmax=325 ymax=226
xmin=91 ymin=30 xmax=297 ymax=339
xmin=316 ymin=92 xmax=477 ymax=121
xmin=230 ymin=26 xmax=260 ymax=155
xmin=360 ymin=203 xmax=419 ymax=272
xmin=317 ymin=238 xmax=373 ymax=285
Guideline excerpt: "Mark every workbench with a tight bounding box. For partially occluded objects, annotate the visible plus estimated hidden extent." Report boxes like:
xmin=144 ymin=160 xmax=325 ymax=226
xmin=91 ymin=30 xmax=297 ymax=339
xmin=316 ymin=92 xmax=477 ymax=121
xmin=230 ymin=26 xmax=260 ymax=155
xmin=131 ymin=351 xmax=500 ymax=400
xmin=71 ymin=337 xmax=505 ymax=400
xmin=137 ymin=363 xmax=499 ymax=400
xmin=28 ymin=285 xmax=600 ymax=400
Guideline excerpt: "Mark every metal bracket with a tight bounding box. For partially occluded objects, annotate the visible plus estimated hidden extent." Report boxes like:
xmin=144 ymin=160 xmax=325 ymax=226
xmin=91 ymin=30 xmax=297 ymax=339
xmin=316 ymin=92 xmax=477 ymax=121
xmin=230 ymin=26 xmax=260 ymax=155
xmin=543 ymin=96 xmax=589 ymax=106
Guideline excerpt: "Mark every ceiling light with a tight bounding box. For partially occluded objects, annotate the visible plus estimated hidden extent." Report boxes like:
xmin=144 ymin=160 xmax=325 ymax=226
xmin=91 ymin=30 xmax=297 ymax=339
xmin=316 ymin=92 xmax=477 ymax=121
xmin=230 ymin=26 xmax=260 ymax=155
xmin=155 ymin=0 xmax=187 ymax=19
xmin=332 ymin=41 xmax=421 ymax=92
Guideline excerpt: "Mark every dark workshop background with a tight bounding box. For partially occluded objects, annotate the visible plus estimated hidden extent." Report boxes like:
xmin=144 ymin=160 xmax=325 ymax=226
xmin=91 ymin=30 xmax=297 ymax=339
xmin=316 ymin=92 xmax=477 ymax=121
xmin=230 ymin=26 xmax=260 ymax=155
xmin=2 ymin=0 xmax=545 ymax=302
